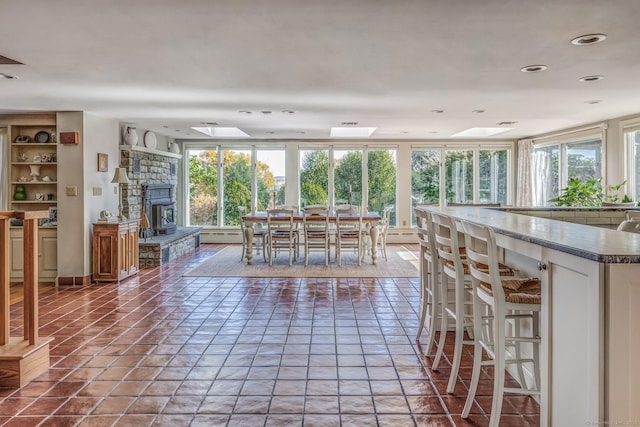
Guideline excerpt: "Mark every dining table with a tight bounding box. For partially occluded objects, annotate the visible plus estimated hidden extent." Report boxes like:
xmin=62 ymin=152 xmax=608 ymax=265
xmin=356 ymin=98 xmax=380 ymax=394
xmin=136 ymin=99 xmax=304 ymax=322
xmin=242 ymin=210 xmax=383 ymax=265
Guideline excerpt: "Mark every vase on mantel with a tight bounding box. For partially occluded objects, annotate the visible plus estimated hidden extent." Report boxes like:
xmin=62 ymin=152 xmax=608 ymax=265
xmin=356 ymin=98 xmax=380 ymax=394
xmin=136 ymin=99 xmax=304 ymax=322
xmin=123 ymin=126 xmax=138 ymax=146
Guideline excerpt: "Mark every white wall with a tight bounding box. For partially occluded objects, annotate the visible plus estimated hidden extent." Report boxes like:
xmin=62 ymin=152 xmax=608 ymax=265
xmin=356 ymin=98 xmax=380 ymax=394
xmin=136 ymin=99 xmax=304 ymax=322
xmin=57 ymin=112 xmax=120 ymax=279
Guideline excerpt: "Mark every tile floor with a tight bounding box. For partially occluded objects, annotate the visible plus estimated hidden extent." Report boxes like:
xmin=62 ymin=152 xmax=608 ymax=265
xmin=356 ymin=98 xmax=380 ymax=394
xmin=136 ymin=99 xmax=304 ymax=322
xmin=0 ymin=244 xmax=539 ymax=426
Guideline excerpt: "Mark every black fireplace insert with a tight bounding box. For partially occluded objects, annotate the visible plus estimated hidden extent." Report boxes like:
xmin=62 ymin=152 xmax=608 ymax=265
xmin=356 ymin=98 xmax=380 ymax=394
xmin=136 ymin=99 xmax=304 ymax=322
xmin=142 ymin=183 xmax=177 ymax=235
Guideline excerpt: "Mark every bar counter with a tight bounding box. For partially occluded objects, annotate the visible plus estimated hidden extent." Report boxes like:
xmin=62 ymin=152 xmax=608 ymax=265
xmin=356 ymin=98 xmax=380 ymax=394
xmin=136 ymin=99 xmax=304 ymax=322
xmin=416 ymin=205 xmax=640 ymax=427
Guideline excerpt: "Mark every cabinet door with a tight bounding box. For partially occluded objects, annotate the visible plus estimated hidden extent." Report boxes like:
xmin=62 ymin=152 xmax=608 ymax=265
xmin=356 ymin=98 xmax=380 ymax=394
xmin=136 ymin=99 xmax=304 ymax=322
xmin=9 ymin=228 xmax=57 ymax=282
xmin=93 ymin=228 xmax=118 ymax=281
xmin=38 ymin=230 xmax=57 ymax=280
xmin=127 ymin=224 xmax=139 ymax=275
xmin=118 ymin=227 xmax=128 ymax=279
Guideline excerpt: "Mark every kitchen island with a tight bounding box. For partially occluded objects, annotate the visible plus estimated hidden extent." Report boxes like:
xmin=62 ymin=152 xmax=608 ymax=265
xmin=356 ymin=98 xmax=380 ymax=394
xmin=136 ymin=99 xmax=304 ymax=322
xmin=416 ymin=205 xmax=640 ymax=427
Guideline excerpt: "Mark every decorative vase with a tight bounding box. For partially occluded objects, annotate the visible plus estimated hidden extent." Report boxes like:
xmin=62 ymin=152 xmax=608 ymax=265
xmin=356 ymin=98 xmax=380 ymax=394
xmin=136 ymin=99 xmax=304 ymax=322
xmin=123 ymin=126 xmax=138 ymax=146
xmin=168 ymin=142 xmax=180 ymax=154
xmin=14 ymin=185 xmax=26 ymax=200
xmin=29 ymin=164 xmax=41 ymax=182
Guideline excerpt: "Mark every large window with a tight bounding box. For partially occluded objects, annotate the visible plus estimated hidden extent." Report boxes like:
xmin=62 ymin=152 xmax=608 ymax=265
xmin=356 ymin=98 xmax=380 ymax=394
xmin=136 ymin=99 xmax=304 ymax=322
xmin=479 ymin=149 xmax=508 ymax=204
xmin=410 ymin=146 xmax=511 ymax=223
xmin=187 ymin=148 xmax=219 ymax=226
xmin=256 ymin=148 xmax=286 ymax=210
xmin=186 ymin=146 xmax=285 ymax=226
xmin=625 ymin=125 xmax=640 ymax=200
xmin=411 ymin=149 xmax=441 ymax=224
xmin=299 ymin=149 xmax=329 ymax=208
xmin=445 ymin=149 xmax=474 ymax=204
xmin=532 ymin=136 xmax=602 ymax=206
xmin=367 ymin=148 xmax=397 ymax=225
xmin=334 ymin=148 xmax=363 ymax=207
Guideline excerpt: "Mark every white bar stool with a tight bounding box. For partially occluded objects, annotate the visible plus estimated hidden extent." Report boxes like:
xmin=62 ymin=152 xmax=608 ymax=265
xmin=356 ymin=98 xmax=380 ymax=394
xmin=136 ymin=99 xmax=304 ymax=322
xmin=429 ymin=211 xmax=475 ymax=394
xmin=459 ymin=219 xmax=542 ymax=427
xmin=414 ymin=208 xmax=441 ymax=356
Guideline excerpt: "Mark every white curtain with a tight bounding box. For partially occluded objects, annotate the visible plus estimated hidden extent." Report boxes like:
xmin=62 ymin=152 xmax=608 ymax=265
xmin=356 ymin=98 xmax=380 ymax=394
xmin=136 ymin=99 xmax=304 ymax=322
xmin=532 ymin=149 xmax=554 ymax=206
xmin=516 ymin=139 xmax=534 ymax=206
xmin=0 ymin=128 xmax=7 ymax=210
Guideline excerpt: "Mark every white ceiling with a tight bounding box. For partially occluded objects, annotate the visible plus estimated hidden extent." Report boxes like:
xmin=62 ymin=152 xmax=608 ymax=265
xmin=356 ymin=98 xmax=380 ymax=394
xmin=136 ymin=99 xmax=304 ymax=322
xmin=2 ymin=0 xmax=640 ymax=141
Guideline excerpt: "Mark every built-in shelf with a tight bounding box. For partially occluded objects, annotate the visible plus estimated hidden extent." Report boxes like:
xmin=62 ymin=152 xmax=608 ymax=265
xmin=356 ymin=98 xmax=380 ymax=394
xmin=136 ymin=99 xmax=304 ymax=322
xmin=119 ymin=145 xmax=182 ymax=159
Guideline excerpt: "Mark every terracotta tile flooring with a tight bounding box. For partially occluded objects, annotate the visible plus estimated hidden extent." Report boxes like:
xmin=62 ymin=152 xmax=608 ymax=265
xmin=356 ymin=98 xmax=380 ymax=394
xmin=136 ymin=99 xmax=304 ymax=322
xmin=0 ymin=244 xmax=539 ymax=426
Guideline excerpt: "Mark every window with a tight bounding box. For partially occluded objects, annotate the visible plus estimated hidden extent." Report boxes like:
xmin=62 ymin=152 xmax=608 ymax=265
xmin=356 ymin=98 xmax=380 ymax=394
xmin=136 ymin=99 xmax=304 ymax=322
xmin=222 ymin=148 xmax=252 ymax=226
xmin=445 ymin=149 xmax=474 ymax=204
xmin=532 ymin=135 xmax=602 ymax=206
xmin=187 ymin=148 xmax=219 ymax=226
xmin=625 ymin=125 xmax=640 ymax=200
xmin=334 ymin=148 xmax=363 ymax=206
xmin=299 ymin=149 xmax=329 ymax=208
xmin=411 ymin=149 xmax=441 ymax=224
xmin=256 ymin=148 xmax=286 ymax=210
xmin=479 ymin=149 xmax=509 ymax=204
xmin=367 ymin=148 xmax=397 ymax=225
xmin=411 ymin=145 xmax=512 ymax=222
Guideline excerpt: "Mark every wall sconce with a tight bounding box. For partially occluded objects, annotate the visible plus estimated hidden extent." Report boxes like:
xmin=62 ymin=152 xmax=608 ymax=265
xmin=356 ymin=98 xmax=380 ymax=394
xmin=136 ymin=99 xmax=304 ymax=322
xmin=111 ymin=167 xmax=130 ymax=221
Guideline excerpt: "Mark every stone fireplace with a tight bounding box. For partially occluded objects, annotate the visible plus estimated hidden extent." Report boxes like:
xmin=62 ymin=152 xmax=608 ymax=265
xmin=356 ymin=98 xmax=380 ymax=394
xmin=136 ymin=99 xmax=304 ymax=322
xmin=118 ymin=146 xmax=201 ymax=268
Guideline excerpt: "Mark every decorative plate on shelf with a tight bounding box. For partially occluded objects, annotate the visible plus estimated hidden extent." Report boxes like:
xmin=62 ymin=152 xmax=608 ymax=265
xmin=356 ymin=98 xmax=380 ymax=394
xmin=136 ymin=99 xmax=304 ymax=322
xmin=34 ymin=131 xmax=51 ymax=143
xmin=144 ymin=131 xmax=157 ymax=149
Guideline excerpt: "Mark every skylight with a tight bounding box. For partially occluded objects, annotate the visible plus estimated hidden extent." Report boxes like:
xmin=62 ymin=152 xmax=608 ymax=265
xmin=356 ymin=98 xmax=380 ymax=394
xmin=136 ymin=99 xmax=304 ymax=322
xmin=191 ymin=127 xmax=249 ymax=137
xmin=330 ymin=127 xmax=376 ymax=137
xmin=451 ymin=127 xmax=514 ymax=138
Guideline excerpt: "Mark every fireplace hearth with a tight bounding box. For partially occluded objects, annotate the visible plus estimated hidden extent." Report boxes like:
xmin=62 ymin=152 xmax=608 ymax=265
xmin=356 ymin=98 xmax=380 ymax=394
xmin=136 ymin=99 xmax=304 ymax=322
xmin=142 ymin=183 xmax=177 ymax=236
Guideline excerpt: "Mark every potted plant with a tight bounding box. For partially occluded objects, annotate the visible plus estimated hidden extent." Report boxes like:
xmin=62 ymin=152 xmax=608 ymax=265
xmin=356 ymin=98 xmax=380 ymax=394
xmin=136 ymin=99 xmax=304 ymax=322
xmin=549 ymin=178 xmax=637 ymax=207
xmin=602 ymin=180 xmax=637 ymax=207
xmin=548 ymin=178 xmax=603 ymax=207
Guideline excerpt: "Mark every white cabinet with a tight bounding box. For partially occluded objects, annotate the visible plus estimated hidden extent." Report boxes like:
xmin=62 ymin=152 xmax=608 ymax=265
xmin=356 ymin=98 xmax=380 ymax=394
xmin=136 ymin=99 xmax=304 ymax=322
xmin=9 ymin=227 xmax=58 ymax=283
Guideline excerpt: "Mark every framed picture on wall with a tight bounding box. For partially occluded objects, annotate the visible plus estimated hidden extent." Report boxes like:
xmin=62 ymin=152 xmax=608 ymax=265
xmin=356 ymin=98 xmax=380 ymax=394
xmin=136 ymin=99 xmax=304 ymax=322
xmin=48 ymin=206 xmax=58 ymax=225
xmin=97 ymin=153 xmax=108 ymax=172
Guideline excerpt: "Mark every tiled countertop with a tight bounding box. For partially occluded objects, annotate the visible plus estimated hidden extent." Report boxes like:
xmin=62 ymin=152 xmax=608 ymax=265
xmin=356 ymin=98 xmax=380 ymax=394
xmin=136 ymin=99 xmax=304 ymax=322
xmin=417 ymin=206 xmax=640 ymax=263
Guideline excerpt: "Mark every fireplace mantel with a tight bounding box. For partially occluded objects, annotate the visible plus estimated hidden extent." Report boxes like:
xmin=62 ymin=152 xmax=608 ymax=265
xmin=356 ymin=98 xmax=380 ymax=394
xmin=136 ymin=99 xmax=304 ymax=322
xmin=120 ymin=144 xmax=182 ymax=159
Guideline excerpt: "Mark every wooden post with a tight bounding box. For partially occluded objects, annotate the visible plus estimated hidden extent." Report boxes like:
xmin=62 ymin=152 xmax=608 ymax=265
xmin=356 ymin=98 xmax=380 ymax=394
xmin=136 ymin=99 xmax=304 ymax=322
xmin=0 ymin=210 xmax=52 ymax=387
xmin=22 ymin=217 xmax=38 ymax=345
xmin=0 ymin=215 xmax=10 ymax=346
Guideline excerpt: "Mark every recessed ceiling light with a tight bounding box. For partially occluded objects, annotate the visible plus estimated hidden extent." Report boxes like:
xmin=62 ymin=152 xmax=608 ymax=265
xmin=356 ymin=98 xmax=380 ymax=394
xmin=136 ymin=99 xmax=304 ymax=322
xmin=521 ymin=65 xmax=548 ymax=73
xmin=201 ymin=121 xmax=219 ymax=126
xmin=330 ymin=127 xmax=376 ymax=137
xmin=296 ymin=131 xmax=306 ymax=134
xmin=0 ymin=73 xmax=18 ymax=79
xmin=428 ymin=131 xmax=438 ymax=134
xmin=472 ymin=109 xmax=485 ymax=114
xmin=451 ymin=127 xmax=514 ymax=138
xmin=431 ymin=109 xmax=444 ymax=114
xmin=579 ymin=75 xmax=604 ymax=82
xmin=261 ymin=110 xmax=272 ymax=114
xmin=496 ymin=121 xmax=518 ymax=126
xmin=191 ymin=126 xmax=250 ymax=137
xmin=340 ymin=121 xmax=359 ymax=126
xmin=400 ymin=131 xmax=409 ymax=134
xmin=281 ymin=110 xmax=295 ymax=114
xmin=571 ymin=34 xmax=607 ymax=45
xmin=265 ymin=131 xmax=275 ymax=134
xmin=239 ymin=110 xmax=252 ymax=114
xmin=163 ymin=125 xmax=169 ymax=128
xmin=585 ymin=100 xmax=603 ymax=104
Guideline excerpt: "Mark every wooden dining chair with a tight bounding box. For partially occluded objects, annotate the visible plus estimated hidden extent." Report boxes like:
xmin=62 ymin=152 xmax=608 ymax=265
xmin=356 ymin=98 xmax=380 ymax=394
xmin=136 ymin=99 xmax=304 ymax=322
xmin=266 ymin=208 xmax=298 ymax=266
xmin=335 ymin=205 xmax=365 ymax=266
xmin=302 ymin=205 xmax=331 ymax=265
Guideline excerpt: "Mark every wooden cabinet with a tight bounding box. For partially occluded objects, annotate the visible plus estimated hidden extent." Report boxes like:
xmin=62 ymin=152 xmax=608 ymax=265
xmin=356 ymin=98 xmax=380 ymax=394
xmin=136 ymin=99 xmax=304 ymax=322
xmin=92 ymin=220 xmax=139 ymax=283
xmin=9 ymin=227 xmax=58 ymax=283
